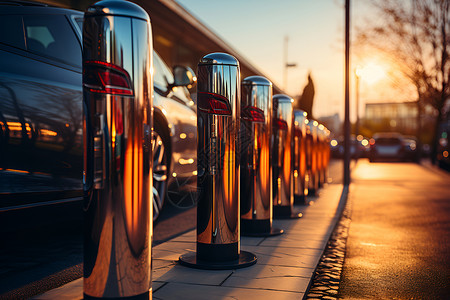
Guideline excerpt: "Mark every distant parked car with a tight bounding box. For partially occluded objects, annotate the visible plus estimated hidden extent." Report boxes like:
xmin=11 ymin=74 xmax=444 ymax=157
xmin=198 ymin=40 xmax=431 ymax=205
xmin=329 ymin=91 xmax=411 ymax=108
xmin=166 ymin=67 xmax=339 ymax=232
xmin=369 ymin=132 xmax=405 ymax=162
xmin=0 ymin=1 xmax=196 ymax=224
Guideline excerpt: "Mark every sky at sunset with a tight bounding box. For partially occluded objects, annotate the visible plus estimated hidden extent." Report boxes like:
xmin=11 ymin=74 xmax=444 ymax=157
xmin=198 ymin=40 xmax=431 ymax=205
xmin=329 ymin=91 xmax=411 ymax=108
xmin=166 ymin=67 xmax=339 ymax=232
xmin=176 ymin=0 xmax=417 ymax=121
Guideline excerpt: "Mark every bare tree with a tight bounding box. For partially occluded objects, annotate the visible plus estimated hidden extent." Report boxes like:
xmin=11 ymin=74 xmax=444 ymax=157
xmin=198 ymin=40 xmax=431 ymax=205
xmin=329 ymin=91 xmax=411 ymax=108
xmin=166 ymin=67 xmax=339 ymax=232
xmin=357 ymin=0 xmax=449 ymax=163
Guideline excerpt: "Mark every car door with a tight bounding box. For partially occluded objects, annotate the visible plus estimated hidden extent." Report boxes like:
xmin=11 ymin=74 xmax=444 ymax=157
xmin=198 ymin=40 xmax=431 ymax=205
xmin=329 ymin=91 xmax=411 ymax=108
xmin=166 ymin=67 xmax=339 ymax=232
xmin=0 ymin=10 xmax=83 ymax=208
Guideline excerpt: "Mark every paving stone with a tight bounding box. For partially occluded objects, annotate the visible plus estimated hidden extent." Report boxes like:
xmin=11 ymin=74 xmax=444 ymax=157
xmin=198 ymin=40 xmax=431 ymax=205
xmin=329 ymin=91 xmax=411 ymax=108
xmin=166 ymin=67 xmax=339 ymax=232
xmin=242 ymin=246 xmax=320 ymax=268
xmin=153 ymin=241 xmax=195 ymax=252
xmin=155 ymin=264 xmax=233 ymax=285
xmin=152 ymin=281 xmax=166 ymax=292
xmin=258 ymin=239 xmax=327 ymax=249
xmin=240 ymin=236 xmax=265 ymax=246
xmin=163 ymin=231 xmax=196 ymax=243
xmin=32 ymin=278 xmax=83 ymax=300
xmin=222 ymin=264 xmax=312 ymax=293
xmin=247 ymin=245 xmax=323 ymax=258
xmin=154 ymin=282 xmax=303 ymax=300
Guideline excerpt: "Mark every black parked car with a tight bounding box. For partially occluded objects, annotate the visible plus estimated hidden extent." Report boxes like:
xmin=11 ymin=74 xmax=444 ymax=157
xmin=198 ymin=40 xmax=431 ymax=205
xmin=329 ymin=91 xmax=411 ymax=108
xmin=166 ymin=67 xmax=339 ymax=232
xmin=369 ymin=132 xmax=405 ymax=162
xmin=0 ymin=1 xmax=197 ymax=226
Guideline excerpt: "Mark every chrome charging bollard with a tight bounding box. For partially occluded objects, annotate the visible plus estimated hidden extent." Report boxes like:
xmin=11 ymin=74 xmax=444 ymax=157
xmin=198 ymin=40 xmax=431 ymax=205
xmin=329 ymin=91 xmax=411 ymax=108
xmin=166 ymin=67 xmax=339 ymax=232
xmin=179 ymin=53 xmax=257 ymax=270
xmin=324 ymin=128 xmax=331 ymax=182
xmin=317 ymin=124 xmax=326 ymax=187
xmin=305 ymin=119 xmax=312 ymax=195
xmin=272 ymin=95 xmax=302 ymax=219
xmin=293 ymin=109 xmax=308 ymax=205
xmin=240 ymin=76 xmax=283 ymax=237
xmin=320 ymin=126 xmax=331 ymax=185
xmin=82 ymin=1 xmax=153 ymax=298
xmin=307 ymin=120 xmax=319 ymax=196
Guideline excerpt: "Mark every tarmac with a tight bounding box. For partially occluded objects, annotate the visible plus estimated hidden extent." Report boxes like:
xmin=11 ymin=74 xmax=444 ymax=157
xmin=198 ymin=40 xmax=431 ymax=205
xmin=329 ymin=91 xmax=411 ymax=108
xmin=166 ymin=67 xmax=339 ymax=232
xmin=33 ymin=183 xmax=347 ymax=300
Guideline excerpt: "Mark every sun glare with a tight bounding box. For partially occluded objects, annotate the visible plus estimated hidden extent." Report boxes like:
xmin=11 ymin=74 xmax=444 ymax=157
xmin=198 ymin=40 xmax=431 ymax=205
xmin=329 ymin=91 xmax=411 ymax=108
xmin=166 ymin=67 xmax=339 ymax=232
xmin=357 ymin=62 xmax=385 ymax=85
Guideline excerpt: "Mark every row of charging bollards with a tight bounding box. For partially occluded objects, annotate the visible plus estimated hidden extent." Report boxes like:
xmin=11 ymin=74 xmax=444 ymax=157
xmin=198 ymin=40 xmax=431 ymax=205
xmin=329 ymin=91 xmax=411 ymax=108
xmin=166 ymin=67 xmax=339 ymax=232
xmin=82 ymin=1 xmax=330 ymax=298
xmin=178 ymin=52 xmax=331 ymax=270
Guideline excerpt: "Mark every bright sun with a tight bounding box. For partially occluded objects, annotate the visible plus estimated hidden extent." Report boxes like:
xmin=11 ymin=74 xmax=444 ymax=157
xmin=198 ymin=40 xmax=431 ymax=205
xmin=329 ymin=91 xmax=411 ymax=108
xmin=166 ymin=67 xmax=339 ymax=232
xmin=356 ymin=62 xmax=385 ymax=85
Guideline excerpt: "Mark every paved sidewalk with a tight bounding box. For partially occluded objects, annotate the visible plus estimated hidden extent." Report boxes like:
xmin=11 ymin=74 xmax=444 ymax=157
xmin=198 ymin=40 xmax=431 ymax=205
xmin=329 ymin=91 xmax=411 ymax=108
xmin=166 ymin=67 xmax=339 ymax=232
xmin=34 ymin=184 xmax=345 ymax=300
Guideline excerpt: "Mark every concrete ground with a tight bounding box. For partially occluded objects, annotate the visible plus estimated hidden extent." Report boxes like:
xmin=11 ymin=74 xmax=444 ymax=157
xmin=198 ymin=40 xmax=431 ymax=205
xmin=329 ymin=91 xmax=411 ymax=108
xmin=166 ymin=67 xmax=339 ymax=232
xmin=33 ymin=184 xmax=345 ymax=300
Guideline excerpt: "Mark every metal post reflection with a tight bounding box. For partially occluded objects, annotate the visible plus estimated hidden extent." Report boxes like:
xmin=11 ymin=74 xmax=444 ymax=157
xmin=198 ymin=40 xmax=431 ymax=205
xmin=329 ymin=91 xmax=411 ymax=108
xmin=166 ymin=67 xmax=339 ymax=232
xmin=293 ymin=109 xmax=308 ymax=204
xmin=83 ymin=1 xmax=153 ymax=298
xmin=179 ymin=53 xmax=256 ymax=270
xmin=272 ymin=94 xmax=302 ymax=219
xmin=240 ymin=76 xmax=283 ymax=236
xmin=306 ymin=120 xmax=319 ymax=196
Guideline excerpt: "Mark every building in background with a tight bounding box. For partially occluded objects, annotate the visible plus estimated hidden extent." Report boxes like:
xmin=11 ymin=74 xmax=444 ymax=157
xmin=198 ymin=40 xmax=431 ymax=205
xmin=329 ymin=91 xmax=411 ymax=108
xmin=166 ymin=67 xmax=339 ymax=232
xmin=364 ymin=101 xmax=436 ymax=143
xmin=44 ymin=0 xmax=285 ymax=96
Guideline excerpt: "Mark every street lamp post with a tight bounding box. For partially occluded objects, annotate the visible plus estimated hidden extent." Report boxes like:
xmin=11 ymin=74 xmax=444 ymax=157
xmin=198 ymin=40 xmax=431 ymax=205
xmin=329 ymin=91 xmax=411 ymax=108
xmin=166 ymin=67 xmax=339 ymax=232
xmin=355 ymin=67 xmax=361 ymax=138
xmin=283 ymin=36 xmax=297 ymax=91
xmin=344 ymin=0 xmax=351 ymax=186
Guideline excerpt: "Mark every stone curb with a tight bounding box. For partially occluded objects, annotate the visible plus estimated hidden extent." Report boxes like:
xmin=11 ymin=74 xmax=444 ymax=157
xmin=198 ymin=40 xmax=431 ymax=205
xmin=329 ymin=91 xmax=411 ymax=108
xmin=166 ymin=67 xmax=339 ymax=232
xmin=304 ymin=185 xmax=351 ymax=300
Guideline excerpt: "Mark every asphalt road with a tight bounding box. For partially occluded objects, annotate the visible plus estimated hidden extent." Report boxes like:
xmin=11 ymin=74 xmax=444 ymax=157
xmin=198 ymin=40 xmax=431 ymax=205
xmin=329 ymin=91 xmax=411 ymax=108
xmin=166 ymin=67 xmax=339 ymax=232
xmin=339 ymin=159 xmax=450 ymax=299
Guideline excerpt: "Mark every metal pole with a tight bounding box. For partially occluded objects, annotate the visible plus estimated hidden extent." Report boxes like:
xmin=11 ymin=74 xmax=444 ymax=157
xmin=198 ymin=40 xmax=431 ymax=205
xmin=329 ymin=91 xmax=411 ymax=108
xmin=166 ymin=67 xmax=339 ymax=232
xmin=272 ymin=95 xmax=302 ymax=219
xmin=416 ymin=100 xmax=422 ymax=161
xmin=344 ymin=0 xmax=351 ymax=186
xmin=240 ymin=76 xmax=283 ymax=236
xmin=82 ymin=1 xmax=153 ymax=298
xmin=283 ymin=36 xmax=288 ymax=91
xmin=179 ymin=53 xmax=257 ymax=270
xmin=355 ymin=70 xmax=360 ymax=138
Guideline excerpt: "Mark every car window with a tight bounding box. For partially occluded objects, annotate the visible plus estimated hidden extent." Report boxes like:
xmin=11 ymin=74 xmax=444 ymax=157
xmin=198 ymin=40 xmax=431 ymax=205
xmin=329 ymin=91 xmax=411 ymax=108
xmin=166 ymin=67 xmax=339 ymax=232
xmin=153 ymin=52 xmax=193 ymax=105
xmin=23 ymin=14 xmax=81 ymax=67
xmin=74 ymin=18 xmax=83 ymax=34
xmin=0 ymin=15 xmax=26 ymax=49
xmin=153 ymin=51 xmax=174 ymax=92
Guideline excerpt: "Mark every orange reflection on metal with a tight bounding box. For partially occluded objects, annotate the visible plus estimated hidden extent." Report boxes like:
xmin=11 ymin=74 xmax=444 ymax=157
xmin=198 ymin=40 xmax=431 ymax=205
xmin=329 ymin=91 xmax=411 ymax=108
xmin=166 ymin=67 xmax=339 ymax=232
xmin=223 ymin=141 xmax=234 ymax=213
xmin=124 ymin=137 xmax=133 ymax=236
xmin=283 ymin=139 xmax=291 ymax=188
xmin=6 ymin=122 xmax=32 ymax=137
xmin=300 ymin=137 xmax=307 ymax=178
xmin=276 ymin=177 xmax=282 ymax=205
xmin=40 ymin=129 xmax=58 ymax=136
xmin=259 ymin=135 xmax=270 ymax=193
xmin=5 ymin=168 xmax=29 ymax=174
xmin=124 ymin=132 xmax=144 ymax=246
